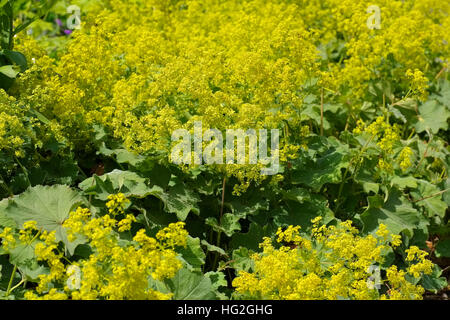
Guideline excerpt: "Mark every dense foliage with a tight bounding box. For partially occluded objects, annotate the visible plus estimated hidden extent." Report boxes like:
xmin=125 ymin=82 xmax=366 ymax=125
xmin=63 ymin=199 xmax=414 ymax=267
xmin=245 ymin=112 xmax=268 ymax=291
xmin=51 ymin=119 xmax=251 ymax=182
xmin=0 ymin=0 xmax=449 ymax=300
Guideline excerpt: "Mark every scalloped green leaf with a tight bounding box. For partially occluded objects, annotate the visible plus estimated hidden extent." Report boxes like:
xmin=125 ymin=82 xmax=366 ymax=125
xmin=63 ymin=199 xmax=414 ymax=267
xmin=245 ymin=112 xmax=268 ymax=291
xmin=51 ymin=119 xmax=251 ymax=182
xmin=0 ymin=65 xmax=18 ymax=78
xmin=79 ymin=169 xmax=150 ymax=200
xmin=205 ymin=213 xmax=241 ymax=237
xmin=230 ymin=221 xmax=275 ymax=251
xmin=2 ymin=185 xmax=86 ymax=254
xmin=229 ymin=247 xmax=255 ymax=273
xmin=178 ymin=236 xmax=206 ymax=271
xmin=0 ymin=201 xmax=16 ymax=229
xmin=291 ymin=141 xmax=349 ymax=191
xmin=415 ymin=100 xmax=450 ymax=134
xmin=410 ymin=180 xmax=447 ymax=219
xmin=163 ymin=268 xmax=216 ymax=300
xmin=146 ymin=183 xmax=200 ymax=221
xmin=421 ymin=265 xmax=448 ymax=293
xmin=360 ymin=189 xmax=426 ymax=237
xmin=435 ymin=239 xmax=450 ymax=258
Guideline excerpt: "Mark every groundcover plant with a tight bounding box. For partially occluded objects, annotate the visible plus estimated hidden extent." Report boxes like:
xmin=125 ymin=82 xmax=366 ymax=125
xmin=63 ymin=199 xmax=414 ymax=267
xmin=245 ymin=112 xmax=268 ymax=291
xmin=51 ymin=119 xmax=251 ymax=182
xmin=0 ymin=0 xmax=449 ymax=300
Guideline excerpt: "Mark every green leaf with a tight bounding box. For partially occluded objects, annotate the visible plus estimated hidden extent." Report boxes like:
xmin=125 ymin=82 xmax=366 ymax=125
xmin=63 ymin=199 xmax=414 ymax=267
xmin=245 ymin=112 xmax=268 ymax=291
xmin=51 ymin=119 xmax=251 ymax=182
xmin=0 ymin=201 xmax=16 ymax=229
xmin=415 ymin=100 xmax=450 ymax=134
xmin=356 ymin=178 xmax=380 ymax=195
xmin=229 ymin=247 xmax=255 ymax=272
xmin=291 ymin=140 xmax=349 ymax=191
xmin=163 ymin=268 xmax=216 ymax=300
xmin=205 ymin=271 xmax=227 ymax=290
xmin=81 ymin=170 xmax=200 ymax=220
xmin=12 ymin=17 xmax=38 ymax=36
xmin=1 ymin=50 xmax=27 ymax=71
xmin=8 ymin=241 xmax=48 ymax=281
xmin=145 ymin=183 xmax=200 ymax=221
xmin=205 ymin=213 xmax=241 ymax=237
xmin=389 ymin=105 xmax=407 ymax=123
xmin=389 ymin=98 xmax=419 ymax=125
xmin=410 ymin=180 xmax=447 ymax=219
xmin=28 ymin=107 xmax=50 ymax=124
xmin=421 ymin=265 xmax=448 ymax=293
xmin=98 ymin=144 xmax=144 ymax=166
xmin=205 ymin=271 xmax=228 ymax=300
xmin=79 ymin=170 xmax=150 ymax=200
xmin=391 ymin=176 xmax=418 ymax=190
xmin=360 ymin=189 xmax=425 ymax=237
xmin=435 ymin=79 xmax=450 ymax=108
xmin=0 ymin=65 xmax=18 ymax=78
xmin=281 ymin=188 xmax=311 ymax=203
xmin=178 ymin=236 xmax=205 ymax=271
xmin=18 ymin=260 xmax=48 ymax=282
xmin=30 ymin=157 xmax=79 ymax=186
xmin=443 ymin=178 xmax=450 ymax=206
xmin=1 ymin=185 xmax=86 ymax=254
xmin=355 ymin=158 xmax=380 ymax=194
xmin=227 ymin=191 xmax=270 ymax=218
xmin=0 ymin=2 xmax=12 ymax=50
xmin=201 ymin=239 xmax=227 ymax=257
xmin=231 ymin=222 xmax=275 ymax=251
xmin=435 ymin=239 xmax=450 ymax=258
xmin=276 ymin=192 xmax=335 ymax=230
xmin=302 ymin=103 xmax=331 ymax=130
xmin=9 ymin=242 xmax=35 ymax=266
xmin=139 ymin=163 xmax=172 ymax=190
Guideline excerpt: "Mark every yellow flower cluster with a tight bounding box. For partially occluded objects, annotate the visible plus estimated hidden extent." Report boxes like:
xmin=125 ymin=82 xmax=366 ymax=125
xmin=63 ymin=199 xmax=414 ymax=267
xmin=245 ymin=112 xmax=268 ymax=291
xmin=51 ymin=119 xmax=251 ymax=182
xmin=5 ymin=0 xmax=447 ymax=192
xmin=0 ymin=221 xmax=42 ymax=252
xmin=32 ymin=230 xmax=66 ymax=295
xmin=0 ymin=90 xmax=35 ymax=158
xmin=405 ymin=69 xmax=429 ymax=101
xmin=15 ymin=0 xmax=318 ymax=150
xmin=233 ymin=218 xmax=432 ymax=300
xmin=362 ymin=116 xmax=400 ymax=154
xmin=0 ymin=227 xmax=16 ymax=250
xmin=106 ymin=193 xmax=130 ymax=215
xmin=24 ymin=204 xmax=189 ymax=300
xmin=405 ymin=246 xmax=434 ymax=278
xmin=353 ymin=116 xmax=416 ymax=172
xmin=314 ymin=0 xmax=449 ymax=101
xmin=19 ymin=221 xmax=38 ymax=242
xmin=398 ymin=147 xmax=414 ymax=172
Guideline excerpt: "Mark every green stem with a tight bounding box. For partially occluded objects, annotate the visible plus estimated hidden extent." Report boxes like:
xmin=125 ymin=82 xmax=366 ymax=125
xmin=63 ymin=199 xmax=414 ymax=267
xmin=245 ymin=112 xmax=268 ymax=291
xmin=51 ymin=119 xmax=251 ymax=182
xmin=320 ymin=88 xmax=324 ymax=136
xmin=403 ymin=89 xmax=412 ymax=100
xmin=213 ymin=177 xmax=226 ymax=270
xmin=213 ymin=231 xmax=222 ymax=270
xmin=219 ymin=177 xmax=226 ymax=221
xmin=383 ymin=94 xmax=389 ymax=124
xmin=412 ymin=188 xmax=450 ymax=203
xmin=0 ymin=173 xmax=13 ymax=197
xmin=5 ymin=264 xmax=18 ymax=296
xmin=8 ymin=7 xmax=14 ymax=50
xmin=61 ymin=255 xmax=73 ymax=265
xmin=28 ymin=228 xmax=42 ymax=244
xmin=335 ymin=134 xmax=375 ymax=213
xmin=413 ymin=131 xmax=432 ymax=174
xmin=76 ymin=164 xmax=88 ymax=179
xmin=14 ymin=155 xmax=31 ymax=187
xmin=9 ymin=279 xmax=24 ymax=293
